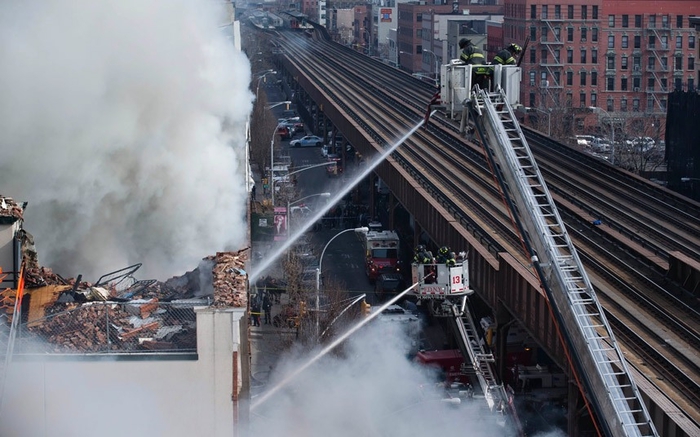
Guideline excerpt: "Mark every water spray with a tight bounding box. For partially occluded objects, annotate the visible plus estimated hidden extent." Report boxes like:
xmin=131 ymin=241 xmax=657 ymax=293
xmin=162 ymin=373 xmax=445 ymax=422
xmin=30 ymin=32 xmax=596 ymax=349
xmin=250 ymin=281 xmax=421 ymax=412
xmin=249 ymin=113 xmax=438 ymax=284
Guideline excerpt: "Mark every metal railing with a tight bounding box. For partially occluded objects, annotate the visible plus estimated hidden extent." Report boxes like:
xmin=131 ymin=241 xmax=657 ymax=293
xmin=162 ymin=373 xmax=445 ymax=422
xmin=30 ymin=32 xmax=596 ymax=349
xmin=11 ymin=301 xmax=208 ymax=355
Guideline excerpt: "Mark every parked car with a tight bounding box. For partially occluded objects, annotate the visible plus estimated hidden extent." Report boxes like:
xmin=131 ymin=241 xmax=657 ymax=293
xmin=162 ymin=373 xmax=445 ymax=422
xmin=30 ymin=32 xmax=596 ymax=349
xmin=290 ymin=135 xmax=324 ymax=148
xmin=375 ymin=273 xmax=406 ymax=299
xmin=276 ymin=125 xmax=291 ymax=140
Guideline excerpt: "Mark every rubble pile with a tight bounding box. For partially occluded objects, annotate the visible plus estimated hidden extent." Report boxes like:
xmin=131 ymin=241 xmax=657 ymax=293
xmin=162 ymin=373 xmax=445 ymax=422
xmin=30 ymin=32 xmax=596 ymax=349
xmin=0 ymin=196 xmax=24 ymax=221
xmin=28 ymin=299 xmax=197 ymax=353
xmin=209 ymin=250 xmax=248 ymax=308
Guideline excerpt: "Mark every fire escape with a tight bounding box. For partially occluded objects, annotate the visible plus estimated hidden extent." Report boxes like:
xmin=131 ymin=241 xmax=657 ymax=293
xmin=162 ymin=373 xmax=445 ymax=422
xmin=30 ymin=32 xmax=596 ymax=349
xmin=644 ymin=17 xmax=672 ymax=114
xmin=539 ymin=8 xmax=564 ymax=106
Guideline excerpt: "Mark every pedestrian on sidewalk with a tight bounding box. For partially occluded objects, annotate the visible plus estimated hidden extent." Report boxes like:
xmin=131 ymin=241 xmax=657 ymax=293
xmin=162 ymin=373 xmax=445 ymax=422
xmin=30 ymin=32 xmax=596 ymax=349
xmin=263 ymin=293 xmax=273 ymax=325
xmin=252 ymin=185 xmax=256 ymax=200
xmin=251 ymin=300 xmax=261 ymax=327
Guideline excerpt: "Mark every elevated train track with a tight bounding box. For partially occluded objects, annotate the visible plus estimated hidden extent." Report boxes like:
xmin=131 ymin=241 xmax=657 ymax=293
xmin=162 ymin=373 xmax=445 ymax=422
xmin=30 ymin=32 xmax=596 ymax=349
xmin=264 ymin=27 xmax=700 ymax=434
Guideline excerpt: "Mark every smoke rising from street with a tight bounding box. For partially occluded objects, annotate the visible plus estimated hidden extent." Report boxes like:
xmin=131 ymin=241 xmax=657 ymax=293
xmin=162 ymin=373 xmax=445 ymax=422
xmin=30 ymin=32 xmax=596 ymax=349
xmin=0 ymin=0 xmax=252 ymax=280
xmin=253 ymin=322 xmax=520 ymax=437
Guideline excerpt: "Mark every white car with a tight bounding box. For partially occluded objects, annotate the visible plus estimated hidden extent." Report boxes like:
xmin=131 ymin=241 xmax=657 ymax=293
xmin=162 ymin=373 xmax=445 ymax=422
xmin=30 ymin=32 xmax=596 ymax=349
xmin=290 ymin=135 xmax=323 ymax=148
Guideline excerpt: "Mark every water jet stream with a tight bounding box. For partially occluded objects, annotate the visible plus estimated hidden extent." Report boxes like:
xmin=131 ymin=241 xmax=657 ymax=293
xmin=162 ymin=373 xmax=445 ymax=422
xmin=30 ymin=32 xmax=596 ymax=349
xmin=250 ymin=281 xmax=421 ymax=412
xmin=249 ymin=114 xmax=436 ymax=284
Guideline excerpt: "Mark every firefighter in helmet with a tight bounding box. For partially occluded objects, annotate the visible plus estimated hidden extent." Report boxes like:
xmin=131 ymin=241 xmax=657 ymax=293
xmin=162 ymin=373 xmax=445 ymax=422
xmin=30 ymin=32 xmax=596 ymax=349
xmin=493 ymin=43 xmax=522 ymax=66
xmin=459 ymin=38 xmax=491 ymax=90
xmin=446 ymin=251 xmax=457 ymax=267
xmin=413 ymin=245 xmax=427 ymax=263
xmin=437 ymin=246 xmax=450 ymax=263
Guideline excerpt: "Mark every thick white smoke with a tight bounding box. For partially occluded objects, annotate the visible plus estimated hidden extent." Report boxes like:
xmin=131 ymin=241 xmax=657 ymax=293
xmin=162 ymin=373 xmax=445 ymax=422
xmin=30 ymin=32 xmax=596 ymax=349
xmin=0 ymin=0 xmax=253 ymax=280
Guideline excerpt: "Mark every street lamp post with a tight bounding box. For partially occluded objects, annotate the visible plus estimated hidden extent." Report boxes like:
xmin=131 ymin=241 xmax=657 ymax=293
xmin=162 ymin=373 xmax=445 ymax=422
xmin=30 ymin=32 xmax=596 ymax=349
xmin=315 ymin=227 xmax=369 ymax=339
xmin=255 ymin=69 xmax=277 ymax=100
xmin=423 ymin=49 xmax=439 ymax=81
xmin=267 ymin=101 xmax=292 ymax=207
xmin=589 ymin=106 xmax=616 ymax=165
xmin=287 ymin=192 xmax=331 ymax=235
xmin=528 ymin=107 xmax=551 ymax=137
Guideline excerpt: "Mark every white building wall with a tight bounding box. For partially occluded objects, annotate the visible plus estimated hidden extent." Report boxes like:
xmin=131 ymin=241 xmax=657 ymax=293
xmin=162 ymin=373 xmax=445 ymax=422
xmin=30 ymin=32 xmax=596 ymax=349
xmin=0 ymin=307 xmax=248 ymax=437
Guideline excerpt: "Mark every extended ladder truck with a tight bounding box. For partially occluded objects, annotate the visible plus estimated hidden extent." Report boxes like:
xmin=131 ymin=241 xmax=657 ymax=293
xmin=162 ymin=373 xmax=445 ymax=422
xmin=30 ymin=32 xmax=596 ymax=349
xmin=411 ymin=256 xmax=524 ymax=433
xmin=427 ymin=61 xmax=658 ymax=437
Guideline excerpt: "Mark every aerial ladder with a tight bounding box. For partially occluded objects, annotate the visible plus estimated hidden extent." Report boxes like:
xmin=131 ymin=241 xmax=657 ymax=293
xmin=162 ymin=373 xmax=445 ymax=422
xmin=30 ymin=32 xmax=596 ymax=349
xmin=431 ymin=60 xmax=658 ymax=436
xmin=411 ymin=256 xmax=523 ymax=433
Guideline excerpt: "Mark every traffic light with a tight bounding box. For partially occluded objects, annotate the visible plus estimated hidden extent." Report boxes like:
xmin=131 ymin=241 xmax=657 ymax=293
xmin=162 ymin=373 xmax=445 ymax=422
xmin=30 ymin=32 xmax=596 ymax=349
xmin=360 ymin=299 xmax=371 ymax=317
xmin=299 ymin=301 xmax=307 ymax=317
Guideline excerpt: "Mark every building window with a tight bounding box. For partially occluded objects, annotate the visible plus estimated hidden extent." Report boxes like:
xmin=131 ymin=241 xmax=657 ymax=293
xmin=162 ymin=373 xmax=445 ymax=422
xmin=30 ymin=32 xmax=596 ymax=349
xmin=633 ymin=77 xmax=640 ymax=88
xmin=633 ymin=99 xmax=639 ymax=112
xmin=661 ymin=56 xmax=668 ymax=71
xmin=675 ymin=56 xmax=682 ymax=70
xmin=607 ymin=77 xmax=615 ymax=91
xmin=648 ymin=77 xmax=655 ymax=91
xmin=581 ymin=5 xmax=587 ymax=20
xmin=529 ymin=71 xmax=536 ymax=86
xmin=568 ymin=5 xmax=574 ymax=20
xmin=622 ymin=35 xmax=628 ymax=48
xmin=634 ymin=15 xmax=642 ymax=28
xmin=621 ymin=55 xmax=628 ymax=69
xmin=541 ymin=49 xmax=548 ymax=63
xmin=580 ymin=93 xmax=586 ymax=107
xmin=567 ymin=49 xmax=573 ymax=63
xmin=554 ymin=70 xmax=561 ymax=84
xmin=581 ymin=49 xmax=587 ymax=63
xmin=542 ymin=5 xmax=548 ymax=19
xmin=634 ymin=35 xmax=641 ymax=49
xmin=621 ymin=98 xmax=627 ymax=111
xmin=661 ymin=77 xmax=668 ymax=91
xmin=689 ymin=57 xmax=696 ymax=70
xmin=661 ymin=36 xmax=668 ymax=50
xmin=567 ymin=27 xmax=574 ymax=42
xmin=530 ymin=5 xmax=536 ymax=20
xmin=592 ymin=5 xmax=598 ymax=20
xmin=633 ymin=56 xmax=641 ymax=70
xmin=662 ymin=15 xmax=669 ymax=29
xmin=580 ymin=71 xmax=587 ymax=86
xmin=622 ymin=15 xmax=629 ymax=28
xmin=592 ymin=49 xmax=598 ymax=63
xmin=554 ymin=27 xmax=561 ymax=42
xmin=592 ymin=27 xmax=598 ymax=42
xmin=648 ymin=57 xmax=655 ymax=70
xmin=677 ymin=35 xmax=683 ymax=49
xmin=647 ymin=96 xmax=655 ymax=110
xmin=541 ymin=27 xmax=549 ymax=42
xmin=555 ymin=5 xmax=561 ymax=19
xmin=648 ymin=35 xmax=656 ymax=49
xmin=566 ymin=71 xmax=573 ymax=86
xmin=529 ymin=93 xmax=536 ymax=108
xmin=606 ymin=97 xmax=613 ymax=112
xmin=554 ymin=49 xmax=561 ymax=63
xmin=649 ymin=15 xmax=656 ymax=28
xmin=621 ymin=77 xmax=628 ymax=90
xmin=530 ymin=26 xmax=537 ymax=41
xmin=581 ymin=27 xmax=587 ymax=42
xmin=591 ymin=93 xmax=597 ymax=107
xmin=689 ymin=78 xmax=695 ymax=91
xmin=608 ymin=55 xmax=616 ymax=69
xmin=530 ymin=48 xmax=536 ymax=63
xmin=608 ymin=15 xmax=615 ymax=28
xmin=676 ymin=15 xmax=683 ymax=29
xmin=690 ymin=35 xmax=696 ymax=49
xmin=608 ymin=35 xmax=615 ymax=49
xmin=591 ymin=71 xmax=598 ymax=85
xmin=416 ymin=14 xmax=422 ymax=22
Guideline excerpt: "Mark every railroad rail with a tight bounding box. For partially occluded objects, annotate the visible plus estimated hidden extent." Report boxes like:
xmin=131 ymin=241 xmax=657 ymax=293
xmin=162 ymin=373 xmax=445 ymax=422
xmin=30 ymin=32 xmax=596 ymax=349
xmin=261 ymin=27 xmax=700 ymax=432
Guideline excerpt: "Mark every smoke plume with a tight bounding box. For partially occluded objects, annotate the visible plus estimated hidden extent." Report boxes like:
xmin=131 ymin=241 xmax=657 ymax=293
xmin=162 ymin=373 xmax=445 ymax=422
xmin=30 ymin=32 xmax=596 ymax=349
xmin=0 ymin=0 xmax=253 ymax=281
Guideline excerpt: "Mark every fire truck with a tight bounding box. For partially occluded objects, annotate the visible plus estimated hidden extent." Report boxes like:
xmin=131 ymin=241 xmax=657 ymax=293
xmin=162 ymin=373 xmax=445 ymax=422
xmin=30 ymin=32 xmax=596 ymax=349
xmin=362 ymin=229 xmax=400 ymax=282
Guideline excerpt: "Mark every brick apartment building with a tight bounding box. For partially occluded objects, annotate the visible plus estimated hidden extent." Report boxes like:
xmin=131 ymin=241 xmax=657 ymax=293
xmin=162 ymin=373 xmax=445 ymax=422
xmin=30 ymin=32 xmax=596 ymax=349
xmin=503 ymin=0 xmax=700 ymax=121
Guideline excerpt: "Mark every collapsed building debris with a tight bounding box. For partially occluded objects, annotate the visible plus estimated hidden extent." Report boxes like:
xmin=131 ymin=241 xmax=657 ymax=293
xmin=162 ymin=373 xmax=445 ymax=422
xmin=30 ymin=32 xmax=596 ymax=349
xmin=2 ymin=249 xmax=249 ymax=354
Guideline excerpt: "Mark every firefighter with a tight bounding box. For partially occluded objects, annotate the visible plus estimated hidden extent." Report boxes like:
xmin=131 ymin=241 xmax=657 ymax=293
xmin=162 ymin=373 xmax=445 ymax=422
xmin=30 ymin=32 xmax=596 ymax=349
xmin=493 ymin=43 xmax=522 ymax=66
xmin=458 ymin=38 xmax=485 ymax=65
xmin=459 ymin=38 xmax=490 ymax=91
xmin=413 ymin=245 xmax=427 ymax=263
xmin=436 ymin=246 xmax=450 ymax=263
xmin=446 ymin=251 xmax=457 ymax=267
